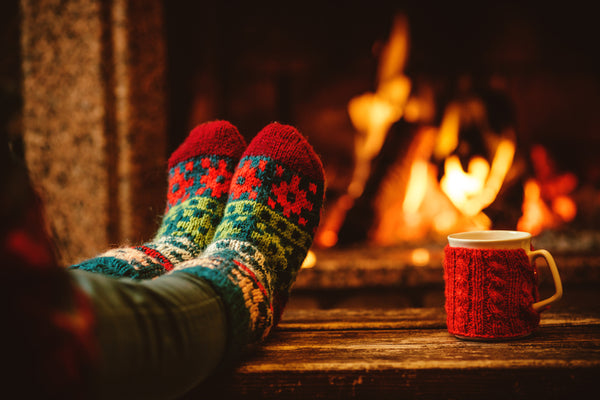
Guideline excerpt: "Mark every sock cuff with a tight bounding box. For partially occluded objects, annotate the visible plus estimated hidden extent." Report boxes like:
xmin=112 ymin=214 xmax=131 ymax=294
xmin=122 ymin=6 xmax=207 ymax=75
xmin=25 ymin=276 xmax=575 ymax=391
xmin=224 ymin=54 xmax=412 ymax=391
xmin=69 ymin=256 xmax=166 ymax=280
xmin=243 ymin=122 xmax=325 ymax=183
xmin=168 ymin=120 xmax=247 ymax=168
xmin=171 ymin=255 xmax=274 ymax=358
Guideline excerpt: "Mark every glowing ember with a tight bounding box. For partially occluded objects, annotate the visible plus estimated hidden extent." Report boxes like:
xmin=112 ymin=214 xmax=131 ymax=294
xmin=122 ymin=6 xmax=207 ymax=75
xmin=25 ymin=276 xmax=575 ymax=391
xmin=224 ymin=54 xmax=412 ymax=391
xmin=517 ymin=145 xmax=577 ymax=235
xmin=411 ymin=248 xmax=430 ymax=266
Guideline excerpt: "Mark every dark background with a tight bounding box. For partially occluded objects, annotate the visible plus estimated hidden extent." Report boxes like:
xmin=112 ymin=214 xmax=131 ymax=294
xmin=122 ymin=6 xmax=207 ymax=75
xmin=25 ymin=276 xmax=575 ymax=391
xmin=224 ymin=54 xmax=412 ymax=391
xmin=3 ymin=1 xmax=599 ymax=195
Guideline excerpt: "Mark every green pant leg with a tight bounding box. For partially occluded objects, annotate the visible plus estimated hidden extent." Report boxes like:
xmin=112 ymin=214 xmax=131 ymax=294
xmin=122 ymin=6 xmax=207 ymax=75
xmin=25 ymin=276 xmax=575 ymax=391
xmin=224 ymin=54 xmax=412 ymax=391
xmin=69 ymin=269 xmax=227 ymax=399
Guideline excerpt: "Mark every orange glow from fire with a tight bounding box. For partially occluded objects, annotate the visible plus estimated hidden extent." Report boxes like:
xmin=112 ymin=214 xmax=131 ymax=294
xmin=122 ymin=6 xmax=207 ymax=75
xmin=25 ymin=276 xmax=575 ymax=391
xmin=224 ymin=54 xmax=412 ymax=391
xmin=411 ymin=248 xmax=430 ymax=266
xmin=553 ymin=196 xmax=577 ymax=221
xmin=517 ymin=145 xmax=578 ymax=235
xmin=440 ymin=136 xmax=515 ymax=225
xmin=315 ymin=15 xmax=579 ymax=254
xmin=316 ymin=13 xmax=411 ymax=248
xmin=518 ymin=180 xmax=552 ymax=235
xmin=403 ymin=159 xmax=429 ymax=214
xmin=347 ymin=14 xmax=411 ymax=199
xmin=433 ymin=104 xmax=460 ymax=160
xmin=301 ymin=250 xmax=317 ymax=269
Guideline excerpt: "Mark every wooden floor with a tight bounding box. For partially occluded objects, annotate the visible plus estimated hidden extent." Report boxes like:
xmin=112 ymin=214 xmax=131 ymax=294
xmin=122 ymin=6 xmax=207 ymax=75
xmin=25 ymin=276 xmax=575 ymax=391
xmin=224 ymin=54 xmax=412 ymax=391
xmin=189 ymin=306 xmax=600 ymax=399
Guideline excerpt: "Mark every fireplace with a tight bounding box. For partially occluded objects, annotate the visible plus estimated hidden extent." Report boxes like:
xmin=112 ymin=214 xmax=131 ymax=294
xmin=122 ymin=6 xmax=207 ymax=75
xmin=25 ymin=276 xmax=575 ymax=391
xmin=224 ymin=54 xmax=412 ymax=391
xmin=165 ymin=1 xmax=599 ymax=237
xmin=160 ymin=2 xmax=600 ymax=309
xmin=9 ymin=1 xmax=600 ymax=308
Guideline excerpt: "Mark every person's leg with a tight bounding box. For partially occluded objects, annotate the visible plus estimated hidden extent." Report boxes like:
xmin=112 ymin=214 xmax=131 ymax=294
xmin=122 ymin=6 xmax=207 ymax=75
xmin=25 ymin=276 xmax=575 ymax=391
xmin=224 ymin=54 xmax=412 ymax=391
xmin=70 ymin=269 xmax=227 ymax=399
xmin=64 ymin=122 xmax=324 ymax=398
xmin=71 ymin=121 xmax=246 ymax=279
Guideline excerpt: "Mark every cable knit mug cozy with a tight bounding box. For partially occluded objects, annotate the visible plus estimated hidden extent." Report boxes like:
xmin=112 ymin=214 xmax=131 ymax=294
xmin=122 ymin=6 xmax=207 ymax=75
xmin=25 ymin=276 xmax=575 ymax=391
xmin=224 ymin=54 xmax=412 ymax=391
xmin=443 ymin=230 xmax=563 ymax=340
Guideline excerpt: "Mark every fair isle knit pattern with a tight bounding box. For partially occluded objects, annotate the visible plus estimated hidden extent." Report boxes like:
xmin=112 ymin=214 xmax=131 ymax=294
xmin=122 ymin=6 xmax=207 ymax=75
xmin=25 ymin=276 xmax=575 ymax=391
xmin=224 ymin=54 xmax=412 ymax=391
xmin=173 ymin=122 xmax=325 ymax=356
xmin=70 ymin=121 xmax=246 ymax=279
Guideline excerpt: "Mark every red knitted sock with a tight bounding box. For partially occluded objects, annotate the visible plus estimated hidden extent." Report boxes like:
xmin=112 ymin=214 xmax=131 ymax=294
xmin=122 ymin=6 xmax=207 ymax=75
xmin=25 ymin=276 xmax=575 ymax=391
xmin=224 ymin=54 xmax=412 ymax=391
xmin=443 ymin=245 xmax=541 ymax=339
xmin=172 ymin=122 xmax=325 ymax=354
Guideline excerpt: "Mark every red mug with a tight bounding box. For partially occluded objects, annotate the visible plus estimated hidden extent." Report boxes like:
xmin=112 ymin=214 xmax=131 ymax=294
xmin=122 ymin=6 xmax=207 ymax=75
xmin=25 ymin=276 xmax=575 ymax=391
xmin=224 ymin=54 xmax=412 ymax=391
xmin=443 ymin=230 xmax=563 ymax=340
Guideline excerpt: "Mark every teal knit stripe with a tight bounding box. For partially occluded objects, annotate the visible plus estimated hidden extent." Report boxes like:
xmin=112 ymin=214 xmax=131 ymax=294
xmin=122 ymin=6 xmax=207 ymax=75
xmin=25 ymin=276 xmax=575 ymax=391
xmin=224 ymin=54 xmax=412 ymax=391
xmin=71 ymin=256 xmax=165 ymax=280
xmin=172 ymin=252 xmax=273 ymax=356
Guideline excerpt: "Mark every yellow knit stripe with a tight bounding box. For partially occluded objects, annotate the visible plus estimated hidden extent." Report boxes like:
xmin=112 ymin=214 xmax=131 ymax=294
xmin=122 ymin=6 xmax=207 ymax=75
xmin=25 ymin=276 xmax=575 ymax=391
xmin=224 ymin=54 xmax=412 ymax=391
xmin=218 ymin=201 xmax=312 ymax=246
xmin=156 ymin=196 xmax=224 ymax=247
xmin=215 ymin=200 xmax=313 ymax=270
xmin=228 ymin=267 xmax=273 ymax=340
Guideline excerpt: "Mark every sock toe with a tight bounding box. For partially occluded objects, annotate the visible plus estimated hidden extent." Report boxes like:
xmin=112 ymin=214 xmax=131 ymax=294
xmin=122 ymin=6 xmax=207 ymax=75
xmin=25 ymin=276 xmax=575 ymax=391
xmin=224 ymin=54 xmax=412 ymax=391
xmin=243 ymin=122 xmax=324 ymax=182
xmin=169 ymin=120 xmax=247 ymax=168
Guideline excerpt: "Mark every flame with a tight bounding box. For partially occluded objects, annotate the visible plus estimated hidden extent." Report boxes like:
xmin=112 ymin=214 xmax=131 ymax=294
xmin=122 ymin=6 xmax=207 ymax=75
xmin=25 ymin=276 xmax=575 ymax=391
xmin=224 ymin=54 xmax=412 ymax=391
xmin=317 ymin=13 xmax=411 ymax=247
xmin=301 ymin=250 xmax=317 ymax=269
xmin=347 ymin=13 xmax=411 ymax=199
xmin=435 ymin=98 xmax=516 ymax=229
xmin=318 ymin=14 xmax=578 ymax=250
xmin=402 ymin=159 xmax=429 ymax=214
xmin=377 ymin=14 xmax=409 ymax=83
xmin=433 ymin=104 xmax=460 ymax=160
xmin=517 ymin=145 xmax=577 ymax=235
xmin=441 ymin=137 xmax=515 ymax=218
xmin=552 ymin=195 xmax=577 ymax=221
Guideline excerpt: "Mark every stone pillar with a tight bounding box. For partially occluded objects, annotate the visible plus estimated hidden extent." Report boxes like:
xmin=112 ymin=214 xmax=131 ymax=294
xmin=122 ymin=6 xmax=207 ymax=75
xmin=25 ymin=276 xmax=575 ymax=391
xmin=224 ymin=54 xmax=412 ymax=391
xmin=21 ymin=0 xmax=167 ymax=266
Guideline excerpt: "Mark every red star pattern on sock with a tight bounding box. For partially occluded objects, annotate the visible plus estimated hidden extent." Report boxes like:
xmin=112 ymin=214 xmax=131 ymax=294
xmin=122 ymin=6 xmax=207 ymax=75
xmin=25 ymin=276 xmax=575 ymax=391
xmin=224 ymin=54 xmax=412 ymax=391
xmin=167 ymin=163 xmax=194 ymax=207
xmin=230 ymin=160 xmax=263 ymax=200
xmin=198 ymin=159 xmax=233 ymax=199
xmin=270 ymin=175 xmax=313 ymax=219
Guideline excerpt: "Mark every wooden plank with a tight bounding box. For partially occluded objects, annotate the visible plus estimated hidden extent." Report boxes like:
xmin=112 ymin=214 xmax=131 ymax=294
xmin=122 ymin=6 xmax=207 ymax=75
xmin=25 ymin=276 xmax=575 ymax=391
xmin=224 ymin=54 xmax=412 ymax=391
xmin=277 ymin=308 xmax=447 ymax=330
xmin=193 ymin=367 xmax=599 ymax=399
xmin=242 ymin=326 xmax=600 ymax=372
xmin=278 ymin=307 xmax=600 ymax=330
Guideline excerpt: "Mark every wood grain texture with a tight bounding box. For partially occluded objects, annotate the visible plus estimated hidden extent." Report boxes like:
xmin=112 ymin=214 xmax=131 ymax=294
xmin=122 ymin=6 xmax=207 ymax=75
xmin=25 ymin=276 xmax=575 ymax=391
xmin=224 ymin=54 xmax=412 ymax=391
xmin=187 ymin=307 xmax=600 ymax=399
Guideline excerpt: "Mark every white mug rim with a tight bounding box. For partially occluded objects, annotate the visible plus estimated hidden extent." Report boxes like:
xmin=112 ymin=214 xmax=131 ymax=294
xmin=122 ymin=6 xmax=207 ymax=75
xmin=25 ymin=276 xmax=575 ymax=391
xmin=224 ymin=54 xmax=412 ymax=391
xmin=447 ymin=230 xmax=531 ymax=249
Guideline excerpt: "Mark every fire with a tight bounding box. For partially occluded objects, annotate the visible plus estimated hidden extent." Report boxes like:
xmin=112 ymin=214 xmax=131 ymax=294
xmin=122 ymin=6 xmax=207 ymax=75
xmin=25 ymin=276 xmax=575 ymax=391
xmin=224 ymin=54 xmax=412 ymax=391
xmin=440 ymin=136 xmax=516 ymax=225
xmin=372 ymin=104 xmax=517 ymax=244
xmin=301 ymin=250 xmax=317 ymax=269
xmin=517 ymin=145 xmax=578 ymax=235
xmin=315 ymin=14 xmax=579 ymax=253
xmin=347 ymin=14 xmax=411 ymax=198
xmin=402 ymin=159 xmax=428 ymax=214
xmin=316 ymin=14 xmax=411 ymax=247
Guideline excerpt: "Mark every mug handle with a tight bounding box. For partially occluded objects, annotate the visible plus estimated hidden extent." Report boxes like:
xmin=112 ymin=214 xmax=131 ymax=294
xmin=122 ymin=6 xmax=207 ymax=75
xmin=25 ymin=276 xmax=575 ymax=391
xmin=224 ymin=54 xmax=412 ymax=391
xmin=529 ymin=249 xmax=563 ymax=311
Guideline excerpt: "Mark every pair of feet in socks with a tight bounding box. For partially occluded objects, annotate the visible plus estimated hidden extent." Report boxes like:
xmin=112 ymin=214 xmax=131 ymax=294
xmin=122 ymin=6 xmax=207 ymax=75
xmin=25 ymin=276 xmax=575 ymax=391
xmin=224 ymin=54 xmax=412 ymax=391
xmin=72 ymin=121 xmax=325 ymax=350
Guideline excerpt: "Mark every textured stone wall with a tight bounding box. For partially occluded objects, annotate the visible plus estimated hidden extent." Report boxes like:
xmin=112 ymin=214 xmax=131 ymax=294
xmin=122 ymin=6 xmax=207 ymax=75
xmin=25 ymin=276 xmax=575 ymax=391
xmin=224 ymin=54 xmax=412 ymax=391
xmin=21 ymin=0 xmax=167 ymax=266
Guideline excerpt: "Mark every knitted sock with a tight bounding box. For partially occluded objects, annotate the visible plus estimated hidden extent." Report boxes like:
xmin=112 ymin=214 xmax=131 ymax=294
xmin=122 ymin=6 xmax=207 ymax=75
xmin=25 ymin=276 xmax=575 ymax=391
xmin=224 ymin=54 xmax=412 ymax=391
xmin=171 ymin=122 xmax=325 ymax=356
xmin=71 ymin=121 xmax=247 ymax=279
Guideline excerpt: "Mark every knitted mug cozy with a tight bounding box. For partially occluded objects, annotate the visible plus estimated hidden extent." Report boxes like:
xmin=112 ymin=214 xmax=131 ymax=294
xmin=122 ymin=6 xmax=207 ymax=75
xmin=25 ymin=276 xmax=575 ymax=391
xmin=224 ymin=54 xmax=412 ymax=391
xmin=443 ymin=245 xmax=541 ymax=339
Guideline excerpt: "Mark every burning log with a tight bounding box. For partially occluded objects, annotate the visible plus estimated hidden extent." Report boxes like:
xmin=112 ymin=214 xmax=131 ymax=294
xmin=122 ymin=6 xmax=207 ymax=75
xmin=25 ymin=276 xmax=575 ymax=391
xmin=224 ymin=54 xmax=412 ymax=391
xmin=315 ymin=13 xmax=583 ymax=250
xmin=336 ymin=120 xmax=416 ymax=245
